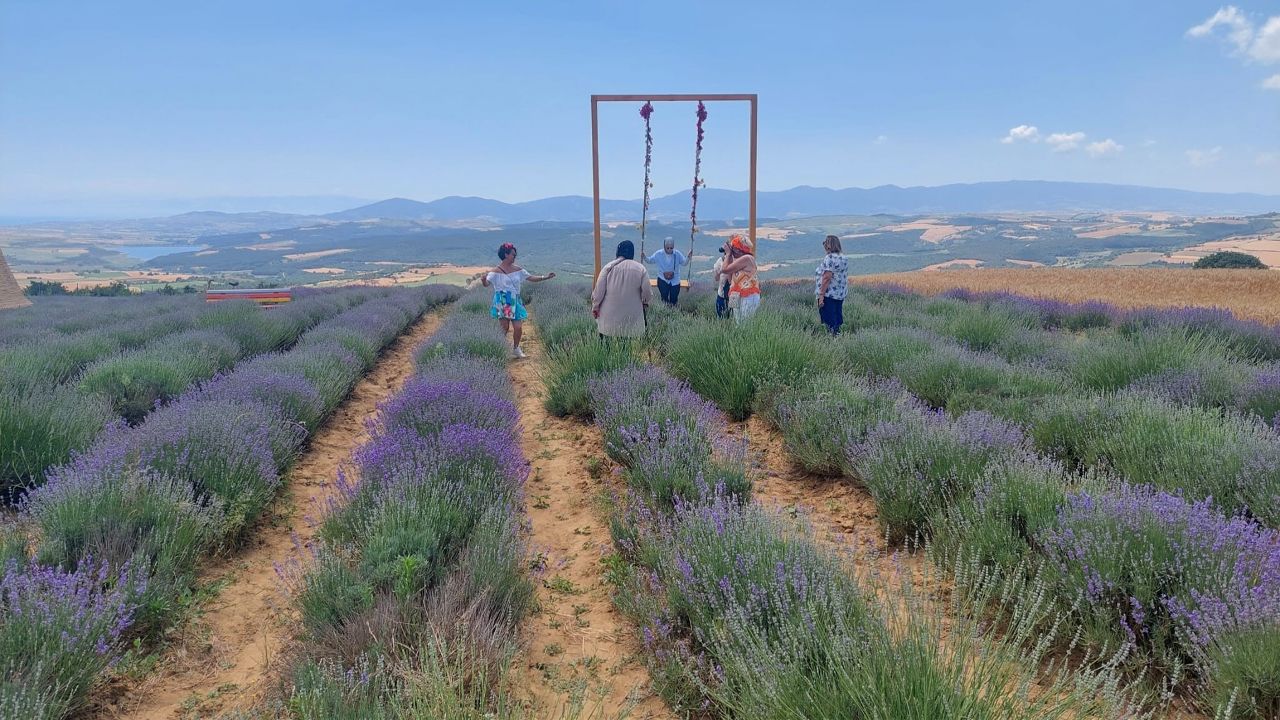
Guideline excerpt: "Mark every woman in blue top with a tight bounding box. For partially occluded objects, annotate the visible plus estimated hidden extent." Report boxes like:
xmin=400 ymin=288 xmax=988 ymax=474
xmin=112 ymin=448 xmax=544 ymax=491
xmin=814 ymin=234 xmax=848 ymax=335
xmin=480 ymin=243 xmax=556 ymax=358
xmin=644 ymin=238 xmax=689 ymax=306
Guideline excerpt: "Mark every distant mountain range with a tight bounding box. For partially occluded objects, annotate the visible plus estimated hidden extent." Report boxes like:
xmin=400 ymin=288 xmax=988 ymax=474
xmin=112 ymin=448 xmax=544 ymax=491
xmin=326 ymin=181 xmax=1280 ymax=224
xmin=5 ymin=182 xmax=1278 ymax=239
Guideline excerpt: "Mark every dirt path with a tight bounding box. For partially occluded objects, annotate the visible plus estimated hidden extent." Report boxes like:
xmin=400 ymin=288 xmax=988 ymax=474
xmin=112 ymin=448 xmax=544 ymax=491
xmin=508 ymin=324 xmax=673 ymax=720
xmin=94 ymin=310 xmax=446 ymax=720
xmin=728 ymin=416 xmax=946 ymax=617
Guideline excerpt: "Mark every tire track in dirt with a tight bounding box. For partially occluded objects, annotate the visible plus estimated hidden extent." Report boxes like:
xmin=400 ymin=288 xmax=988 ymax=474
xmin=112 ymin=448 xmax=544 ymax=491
xmin=508 ymin=323 xmax=674 ymax=720
xmin=94 ymin=310 xmax=446 ymax=720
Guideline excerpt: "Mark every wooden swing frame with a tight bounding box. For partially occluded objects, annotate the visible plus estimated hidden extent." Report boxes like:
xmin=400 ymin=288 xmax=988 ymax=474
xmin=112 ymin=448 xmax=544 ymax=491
xmin=590 ymin=94 xmax=758 ymax=287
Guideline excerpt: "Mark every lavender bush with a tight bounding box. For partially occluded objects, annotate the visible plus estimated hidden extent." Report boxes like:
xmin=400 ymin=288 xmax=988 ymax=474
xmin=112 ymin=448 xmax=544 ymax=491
xmin=891 ymin=343 xmax=1063 ymax=412
xmin=415 ymin=310 xmax=510 ymax=365
xmin=840 ymin=325 xmax=947 ymax=377
xmin=1037 ymin=483 xmax=1279 ymax=711
xmin=184 ymin=366 xmax=326 ymax=431
xmin=374 ymin=376 xmax=519 ymax=440
xmin=0 ymin=384 xmax=114 ymax=500
xmin=414 ymin=355 xmax=510 ymax=399
xmin=667 ymin=312 xmax=839 ymax=420
xmin=1235 ymin=364 xmax=1280 ymax=427
xmin=848 ymin=409 xmax=1030 ymax=542
xmin=1059 ymin=327 xmax=1228 ymax=392
xmin=761 ymin=373 xmax=919 ymax=476
xmin=1030 ymin=392 xmax=1280 ymax=525
xmin=0 ymin=559 xmax=141 ymax=719
xmin=590 ymin=366 xmax=749 ymax=505
xmin=930 ymin=454 xmax=1080 ymax=575
xmin=614 ymin=487 xmax=1139 ymax=719
xmin=25 ymin=466 xmax=223 ymax=626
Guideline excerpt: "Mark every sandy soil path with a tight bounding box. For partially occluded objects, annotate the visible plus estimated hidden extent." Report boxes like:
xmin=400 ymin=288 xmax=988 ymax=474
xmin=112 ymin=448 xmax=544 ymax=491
xmin=93 ymin=310 xmax=446 ymax=720
xmin=508 ymin=323 xmax=673 ymax=720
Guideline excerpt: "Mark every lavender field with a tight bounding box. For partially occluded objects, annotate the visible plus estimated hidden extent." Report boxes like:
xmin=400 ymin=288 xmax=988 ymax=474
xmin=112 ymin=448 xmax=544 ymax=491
xmin=530 ymin=280 xmax=1279 ymax=720
xmin=1 ymin=279 xmax=1277 ymax=720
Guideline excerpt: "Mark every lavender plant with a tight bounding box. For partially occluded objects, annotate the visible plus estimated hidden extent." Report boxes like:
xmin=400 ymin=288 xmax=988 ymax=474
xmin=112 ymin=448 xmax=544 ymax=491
xmin=667 ymin=312 xmax=839 ymax=420
xmin=847 ymin=409 xmax=1030 ymax=542
xmin=0 ymin=384 xmax=114 ymax=500
xmin=759 ymin=373 xmax=918 ymax=476
xmin=1037 ymin=483 xmax=1279 ymax=708
xmin=0 ymin=559 xmax=142 ymax=719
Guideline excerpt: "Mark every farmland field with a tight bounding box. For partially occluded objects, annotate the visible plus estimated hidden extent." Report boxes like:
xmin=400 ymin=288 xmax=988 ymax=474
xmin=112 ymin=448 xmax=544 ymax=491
xmin=859 ymin=266 xmax=1280 ymax=323
xmin=2 ymin=272 xmax=1278 ymax=720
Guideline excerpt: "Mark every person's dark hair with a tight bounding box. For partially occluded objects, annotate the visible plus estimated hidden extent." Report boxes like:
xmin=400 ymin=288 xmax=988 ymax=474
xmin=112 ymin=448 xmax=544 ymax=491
xmin=616 ymin=240 xmax=635 ymax=260
xmin=823 ymin=234 xmax=842 ymax=254
xmin=498 ymin=242 xmax=517 ymax=260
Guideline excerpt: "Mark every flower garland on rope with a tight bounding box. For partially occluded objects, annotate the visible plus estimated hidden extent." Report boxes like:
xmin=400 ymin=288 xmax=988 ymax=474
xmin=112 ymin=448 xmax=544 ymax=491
xmin=689 ymin=101 xmax=708 ymax=267
xmin=639 ymin=101 xmax=654 ymax=258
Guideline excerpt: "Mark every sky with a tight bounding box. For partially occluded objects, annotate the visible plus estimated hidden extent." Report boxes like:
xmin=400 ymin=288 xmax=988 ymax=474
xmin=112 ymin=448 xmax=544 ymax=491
xmin=1 ymin=0 xmax=1278 ymax=218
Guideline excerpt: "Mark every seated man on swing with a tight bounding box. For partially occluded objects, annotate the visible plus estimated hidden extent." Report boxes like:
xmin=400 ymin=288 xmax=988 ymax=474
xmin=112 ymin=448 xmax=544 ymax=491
xmin=644 ymin=238 xmax=689 ymax=306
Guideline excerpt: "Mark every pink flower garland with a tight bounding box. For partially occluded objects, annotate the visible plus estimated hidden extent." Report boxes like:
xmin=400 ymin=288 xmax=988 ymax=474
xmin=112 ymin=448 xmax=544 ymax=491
xmin=689 ymin=101 xmax=707 ymax=258
xmin=640 ymin=102 xmax=654 ymax=255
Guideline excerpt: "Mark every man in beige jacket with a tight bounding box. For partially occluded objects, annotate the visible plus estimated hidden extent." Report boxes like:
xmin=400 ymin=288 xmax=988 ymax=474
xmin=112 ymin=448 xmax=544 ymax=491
xmin=592 ymin=240 xmax=651 ymax=338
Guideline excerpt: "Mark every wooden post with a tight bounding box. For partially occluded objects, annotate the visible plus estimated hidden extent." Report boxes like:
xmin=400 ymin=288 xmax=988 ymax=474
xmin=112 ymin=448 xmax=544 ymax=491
xmin=591 ymin=96 xmax=602 ymax=286
xmin=749 ymin=95 xmax=758 ymax=259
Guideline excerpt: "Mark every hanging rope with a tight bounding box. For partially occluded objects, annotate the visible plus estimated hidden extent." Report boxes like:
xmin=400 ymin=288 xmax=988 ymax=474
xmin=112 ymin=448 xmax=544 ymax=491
xmin=688 ymin=101 xmax=708 ymax=276
xmin=639 ymin=101 xmax=654 ymax=259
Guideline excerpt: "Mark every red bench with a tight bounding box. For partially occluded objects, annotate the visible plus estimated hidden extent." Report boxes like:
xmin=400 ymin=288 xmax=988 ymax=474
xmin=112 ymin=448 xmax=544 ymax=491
xmin=205 ymin=287 xmax=293 ymax=306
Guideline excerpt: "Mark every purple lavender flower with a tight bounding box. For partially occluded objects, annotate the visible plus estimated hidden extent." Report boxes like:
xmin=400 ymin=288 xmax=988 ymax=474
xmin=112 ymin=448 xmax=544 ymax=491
xmin=1038 ymin=483 xmax=1280 ymax=663
xmin=0 ymin=557 xmax=143 ymax=716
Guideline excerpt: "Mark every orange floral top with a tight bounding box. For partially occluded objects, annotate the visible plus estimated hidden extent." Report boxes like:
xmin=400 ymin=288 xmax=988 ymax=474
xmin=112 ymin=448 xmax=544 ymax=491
xmin=730 ymin=260 xmax=760 ymax=298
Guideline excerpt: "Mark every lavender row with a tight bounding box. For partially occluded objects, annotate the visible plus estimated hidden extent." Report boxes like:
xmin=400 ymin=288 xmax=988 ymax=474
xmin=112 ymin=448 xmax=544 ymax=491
xmin=0 ymin=287 xmax=368 ymax=393
xmin=842 ymin=282 xmax=1280 ymax=425
xmin=0 ymin=288 xmax=384 ymax=500
xmin=0 ymin=285 xmax=458 ymax=720
xmin=282 ymin=290 xmax=531 ymax=715
xmin=554 ymin=340 xmax=1133 ymax=715
xmin=762 ymin=370 xmax=1279 ymax=718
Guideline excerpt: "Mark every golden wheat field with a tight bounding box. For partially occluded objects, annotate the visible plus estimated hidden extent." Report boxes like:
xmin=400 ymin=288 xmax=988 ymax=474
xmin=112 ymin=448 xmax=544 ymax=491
xmin=857 ymin=267 xmax=1280 ymax=324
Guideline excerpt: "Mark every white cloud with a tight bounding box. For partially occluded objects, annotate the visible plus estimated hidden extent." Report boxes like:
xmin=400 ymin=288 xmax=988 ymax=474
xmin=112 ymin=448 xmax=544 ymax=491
xmin=1186 ymin=146 xmax=1224 ymax=167
xmin=1086 ymin=139 xmax=1124 ymax=157
xmin=1258 ymin=151 xmax=1279 ymax=166
xmin=1001 ymin=124 xmax=1040 ymax=144
xmin=1257 ymin=17 xmax=1280 ymax=62
xmin=1046 ymin=132 xmax=1086 ymax=152
xmin=1263 ymin=73 xmax=1280 ymax=89
xmin=874 ymin=135 xmax=889 ymax=145
xmin=1142 ymin=139 xmax=1158 ymax=147
xmin=1188 ymin=6 xmax=1280 ymax=64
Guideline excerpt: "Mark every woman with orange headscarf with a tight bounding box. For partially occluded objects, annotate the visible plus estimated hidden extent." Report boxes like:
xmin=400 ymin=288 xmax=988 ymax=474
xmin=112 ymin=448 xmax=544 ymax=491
xmin=721 ymin=234 xmax=761 ymax=322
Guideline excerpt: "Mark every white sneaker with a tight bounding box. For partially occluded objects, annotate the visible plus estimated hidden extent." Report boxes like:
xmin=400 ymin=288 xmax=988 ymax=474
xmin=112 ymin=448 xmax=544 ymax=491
xmin=512 ymin=346 xmax=527 ymax=358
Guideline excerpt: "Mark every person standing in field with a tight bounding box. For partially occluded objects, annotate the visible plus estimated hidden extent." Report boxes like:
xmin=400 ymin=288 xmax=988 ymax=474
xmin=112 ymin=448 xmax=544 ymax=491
xmin=644 ymin=238 xmax=688 ymax=306
xmin=815 ymin=234 xmax=849 ymax=335
xmin=721 ymin=234 xmax=760 ymax=322
xmin=593 ymin=240 xmax=651 ymax=338
xmin=712 ymin=247 xmax=728 ymax=318
xmin=480 ymin=242 xmax=556 ymax=358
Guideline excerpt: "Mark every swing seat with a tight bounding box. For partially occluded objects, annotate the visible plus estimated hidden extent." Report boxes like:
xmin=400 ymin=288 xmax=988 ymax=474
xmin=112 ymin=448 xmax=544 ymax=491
xmin=649 ymin=279 xmax=691 ymax=288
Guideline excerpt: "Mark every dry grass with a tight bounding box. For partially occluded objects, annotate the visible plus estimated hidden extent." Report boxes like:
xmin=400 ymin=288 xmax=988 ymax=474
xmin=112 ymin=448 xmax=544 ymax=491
xmin=856 ymin=267 xmax=1280 ymax=323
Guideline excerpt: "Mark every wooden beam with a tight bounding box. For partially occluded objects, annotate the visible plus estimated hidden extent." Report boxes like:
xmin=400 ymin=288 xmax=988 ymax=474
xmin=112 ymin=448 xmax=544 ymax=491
xmin=591 ymin=96 xmax=602 ymax=285
xmin=592 ymin=93 xmax=757 ymax=102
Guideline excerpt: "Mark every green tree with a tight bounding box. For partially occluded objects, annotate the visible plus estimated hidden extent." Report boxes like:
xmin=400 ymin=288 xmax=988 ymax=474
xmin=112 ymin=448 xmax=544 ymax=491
xmin=24 ymin=280 xmax=69 ymax=296
xmin=1193 ymin=251 xmax=1267 ymax=269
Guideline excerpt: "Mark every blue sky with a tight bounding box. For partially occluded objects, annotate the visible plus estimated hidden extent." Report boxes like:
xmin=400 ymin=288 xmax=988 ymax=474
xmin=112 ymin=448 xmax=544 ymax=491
xmin=1 ymin=0 xmax=1277 ymax=217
